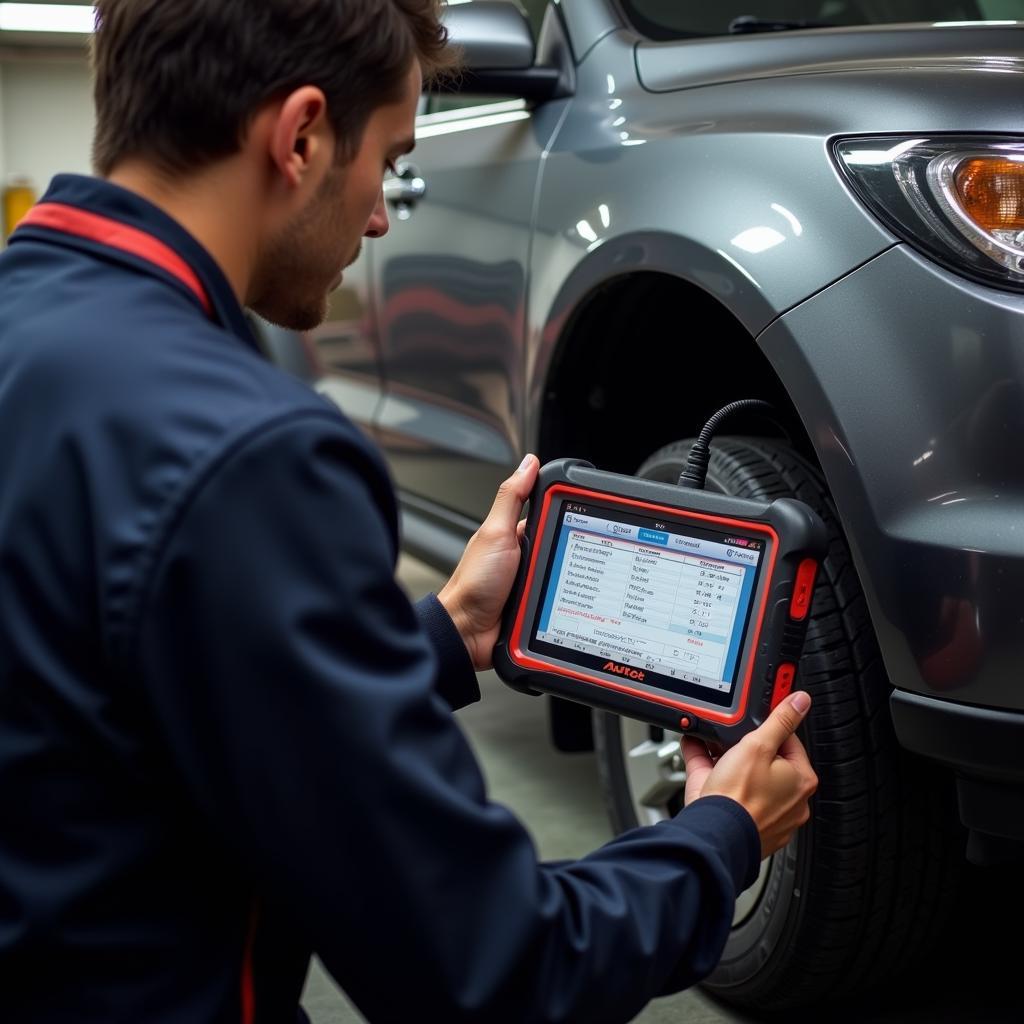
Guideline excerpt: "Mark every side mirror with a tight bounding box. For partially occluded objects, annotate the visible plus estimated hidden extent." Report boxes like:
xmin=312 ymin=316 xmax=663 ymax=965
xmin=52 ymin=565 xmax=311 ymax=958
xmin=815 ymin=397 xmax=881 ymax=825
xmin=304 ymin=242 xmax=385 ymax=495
xmin=439 ymin=1 xmax=570 ymax=101
xmin=445 ymin=0 xmax=535 ymax=70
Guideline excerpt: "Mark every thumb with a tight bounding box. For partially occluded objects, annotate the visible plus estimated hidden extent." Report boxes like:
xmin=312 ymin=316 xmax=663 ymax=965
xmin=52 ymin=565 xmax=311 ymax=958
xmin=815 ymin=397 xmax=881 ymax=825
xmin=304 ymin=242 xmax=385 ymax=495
xmin=485 ymin=454 xmax=538 ymax=533
xmin=681 ymin=735 xmax=714 ymax=775
xmin=756 ymin=690 xmax=812 ymax=753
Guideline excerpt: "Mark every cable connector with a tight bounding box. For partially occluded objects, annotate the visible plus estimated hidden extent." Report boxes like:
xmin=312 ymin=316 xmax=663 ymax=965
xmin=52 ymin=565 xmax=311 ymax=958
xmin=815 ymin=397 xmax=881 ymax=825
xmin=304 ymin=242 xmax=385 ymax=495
xmin=678 ymin=399 xmax=777 ymax=490
xmin=677 ymin=438 xmax=712 ymax=489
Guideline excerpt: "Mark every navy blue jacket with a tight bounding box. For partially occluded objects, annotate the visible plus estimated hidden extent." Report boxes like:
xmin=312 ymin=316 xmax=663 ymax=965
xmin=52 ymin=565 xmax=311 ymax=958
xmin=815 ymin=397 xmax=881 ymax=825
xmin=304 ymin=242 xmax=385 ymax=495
xmin=0 ymin=175 xmax=759 ymax=1023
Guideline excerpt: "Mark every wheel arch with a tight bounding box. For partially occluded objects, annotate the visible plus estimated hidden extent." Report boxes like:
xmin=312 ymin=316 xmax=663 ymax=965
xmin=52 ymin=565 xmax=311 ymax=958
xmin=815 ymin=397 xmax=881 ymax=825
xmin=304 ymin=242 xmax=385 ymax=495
xmin=533 ymin=267 xmax=816 ymax=474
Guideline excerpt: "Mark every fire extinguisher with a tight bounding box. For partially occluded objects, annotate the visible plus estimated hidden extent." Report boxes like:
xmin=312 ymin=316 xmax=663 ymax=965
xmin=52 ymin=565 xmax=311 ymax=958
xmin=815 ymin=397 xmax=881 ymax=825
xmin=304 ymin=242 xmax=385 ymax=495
xmin=3 ymin=176 xmax=37 ymax=241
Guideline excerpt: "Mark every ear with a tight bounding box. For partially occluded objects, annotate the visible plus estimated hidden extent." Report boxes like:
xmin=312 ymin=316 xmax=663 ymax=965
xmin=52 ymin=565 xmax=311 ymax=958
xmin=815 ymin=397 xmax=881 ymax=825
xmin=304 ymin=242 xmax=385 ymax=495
xmin=267 ymin=86 xmax=330 ymax=190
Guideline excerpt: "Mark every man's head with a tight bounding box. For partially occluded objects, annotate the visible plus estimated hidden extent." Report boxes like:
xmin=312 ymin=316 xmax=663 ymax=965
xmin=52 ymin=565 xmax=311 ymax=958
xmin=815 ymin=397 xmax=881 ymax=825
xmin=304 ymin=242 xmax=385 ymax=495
xmin=91 ymin=0 xmax=457 ymax=329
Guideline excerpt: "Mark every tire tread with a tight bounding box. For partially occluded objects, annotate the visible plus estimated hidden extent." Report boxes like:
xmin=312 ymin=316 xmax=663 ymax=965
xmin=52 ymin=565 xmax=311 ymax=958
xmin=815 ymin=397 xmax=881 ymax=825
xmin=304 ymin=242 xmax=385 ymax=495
xmin=625 ymin=437 xmax=962 ymax=1009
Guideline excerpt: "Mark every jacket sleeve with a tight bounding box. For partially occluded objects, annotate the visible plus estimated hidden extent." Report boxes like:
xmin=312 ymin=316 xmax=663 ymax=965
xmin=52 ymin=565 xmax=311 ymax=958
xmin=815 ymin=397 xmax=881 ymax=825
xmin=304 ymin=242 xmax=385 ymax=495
xmin=127 ymin=412 xmax=760 ymax=1024
xmin=415 ymin=593 xmax=480 ymax=711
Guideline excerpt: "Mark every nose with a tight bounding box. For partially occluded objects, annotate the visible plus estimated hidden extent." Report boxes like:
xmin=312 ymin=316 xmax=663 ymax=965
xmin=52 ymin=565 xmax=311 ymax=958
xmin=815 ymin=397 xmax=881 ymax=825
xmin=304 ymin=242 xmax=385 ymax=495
xmin=364 ymin=190 xmax=390 ymax=239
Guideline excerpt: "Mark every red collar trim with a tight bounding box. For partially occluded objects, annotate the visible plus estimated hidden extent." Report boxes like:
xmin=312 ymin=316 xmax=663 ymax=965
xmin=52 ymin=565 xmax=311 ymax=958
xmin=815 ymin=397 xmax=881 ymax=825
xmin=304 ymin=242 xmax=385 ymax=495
xmin=17 ymin=202 xmax=213 ymax=318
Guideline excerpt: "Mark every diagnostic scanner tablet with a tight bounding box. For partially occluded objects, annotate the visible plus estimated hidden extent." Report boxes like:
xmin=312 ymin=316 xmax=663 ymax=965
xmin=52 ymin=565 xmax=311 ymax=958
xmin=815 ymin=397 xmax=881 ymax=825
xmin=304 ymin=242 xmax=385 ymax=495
xmin=494 ymin=459 xmax=827 ymax=748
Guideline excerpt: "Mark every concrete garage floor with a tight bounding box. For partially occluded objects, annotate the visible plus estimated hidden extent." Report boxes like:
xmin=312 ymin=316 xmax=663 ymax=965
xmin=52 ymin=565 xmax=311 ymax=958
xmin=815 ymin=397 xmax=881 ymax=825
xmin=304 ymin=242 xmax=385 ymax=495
xmin=301 ymin=556 xmax=1019 ymax=1024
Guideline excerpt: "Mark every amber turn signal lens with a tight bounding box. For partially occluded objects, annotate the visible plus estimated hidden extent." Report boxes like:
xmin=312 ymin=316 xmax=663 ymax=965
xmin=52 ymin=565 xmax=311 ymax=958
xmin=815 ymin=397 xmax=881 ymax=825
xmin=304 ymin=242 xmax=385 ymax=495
xmin=954 ymin=158 xmax=1024 ymax=233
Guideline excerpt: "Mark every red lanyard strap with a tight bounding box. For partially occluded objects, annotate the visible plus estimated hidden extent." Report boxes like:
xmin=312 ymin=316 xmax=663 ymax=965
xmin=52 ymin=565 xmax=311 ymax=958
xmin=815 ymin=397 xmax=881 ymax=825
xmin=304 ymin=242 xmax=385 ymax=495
xmin=17 ymin=202 xmax=213 ymax=318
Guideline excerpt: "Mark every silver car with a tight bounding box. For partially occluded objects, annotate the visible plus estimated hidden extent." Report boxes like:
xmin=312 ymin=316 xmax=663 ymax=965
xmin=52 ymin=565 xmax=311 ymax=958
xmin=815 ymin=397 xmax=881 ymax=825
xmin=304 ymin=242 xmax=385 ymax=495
xmin=262 ymin=0 xmax=1024 ymax=1011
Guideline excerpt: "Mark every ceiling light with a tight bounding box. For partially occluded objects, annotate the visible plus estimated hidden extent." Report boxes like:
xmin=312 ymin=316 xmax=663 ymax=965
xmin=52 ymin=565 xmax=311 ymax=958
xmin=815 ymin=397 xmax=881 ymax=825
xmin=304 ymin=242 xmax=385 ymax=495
xmin=0 ymin=4 xmax=95 ymax=34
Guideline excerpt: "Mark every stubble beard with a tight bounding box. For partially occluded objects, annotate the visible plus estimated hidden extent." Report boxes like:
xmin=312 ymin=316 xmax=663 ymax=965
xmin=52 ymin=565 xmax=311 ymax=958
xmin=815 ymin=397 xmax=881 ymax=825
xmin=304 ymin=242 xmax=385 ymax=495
xmin=249 ymin=169 xmax=351 ymax=333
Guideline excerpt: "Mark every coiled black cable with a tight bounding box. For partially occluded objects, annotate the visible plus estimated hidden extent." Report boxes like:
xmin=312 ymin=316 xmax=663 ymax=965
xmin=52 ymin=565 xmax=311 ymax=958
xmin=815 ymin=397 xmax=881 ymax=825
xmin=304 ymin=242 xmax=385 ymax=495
xmin=677 ymin=399 xmax=778 ymax=489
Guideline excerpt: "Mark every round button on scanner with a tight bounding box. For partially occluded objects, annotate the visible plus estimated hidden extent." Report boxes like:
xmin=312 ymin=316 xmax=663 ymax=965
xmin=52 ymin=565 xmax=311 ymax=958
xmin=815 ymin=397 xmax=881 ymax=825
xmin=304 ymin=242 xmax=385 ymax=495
xmin=679 ymin=716 xmax=692 ymax=730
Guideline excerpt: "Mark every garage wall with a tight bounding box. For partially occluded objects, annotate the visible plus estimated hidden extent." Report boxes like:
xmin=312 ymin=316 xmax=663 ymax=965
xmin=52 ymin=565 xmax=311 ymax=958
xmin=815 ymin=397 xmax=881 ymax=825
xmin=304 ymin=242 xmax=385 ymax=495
xmin=0 ymin=50 xmax=94 ymax=202
xmin=0 ymin=59 xmax=5 ymax=181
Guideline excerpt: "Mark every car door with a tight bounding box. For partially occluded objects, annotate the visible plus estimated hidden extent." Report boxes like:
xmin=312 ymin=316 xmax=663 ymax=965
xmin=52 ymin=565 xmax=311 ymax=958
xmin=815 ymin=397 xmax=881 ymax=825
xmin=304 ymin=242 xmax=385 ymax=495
xmin=370 ymin=97 xmax=533 ymax=522
xmin=371 ymin=3 xmax=560 ymax=523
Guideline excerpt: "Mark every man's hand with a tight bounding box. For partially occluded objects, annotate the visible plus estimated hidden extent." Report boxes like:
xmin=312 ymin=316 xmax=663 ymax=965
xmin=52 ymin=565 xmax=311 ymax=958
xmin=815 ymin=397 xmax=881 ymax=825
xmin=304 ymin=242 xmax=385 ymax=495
xmin=682 ymin=692 xmax=818 ymax=858
xmin=437 ymin=454 xmax=539 ymax=670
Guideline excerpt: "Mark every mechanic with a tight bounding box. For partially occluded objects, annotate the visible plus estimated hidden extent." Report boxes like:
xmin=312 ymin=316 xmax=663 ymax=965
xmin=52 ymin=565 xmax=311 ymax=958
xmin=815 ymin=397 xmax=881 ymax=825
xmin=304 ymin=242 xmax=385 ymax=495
xmin=0 ymin=2 xmax=818 ymax=1022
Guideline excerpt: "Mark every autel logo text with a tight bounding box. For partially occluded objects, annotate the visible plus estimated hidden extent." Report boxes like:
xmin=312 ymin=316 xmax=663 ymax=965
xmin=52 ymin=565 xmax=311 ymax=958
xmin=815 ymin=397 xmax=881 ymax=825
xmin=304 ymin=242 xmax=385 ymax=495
xmin=603 ymin=660 xmax=645 ymax=681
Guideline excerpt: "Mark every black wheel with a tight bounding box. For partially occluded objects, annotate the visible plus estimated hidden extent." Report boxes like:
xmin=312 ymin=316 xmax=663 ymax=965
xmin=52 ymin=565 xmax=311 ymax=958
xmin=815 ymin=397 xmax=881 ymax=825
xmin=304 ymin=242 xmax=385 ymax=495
xmin=593 ymin=436 xmax=963 ymax=1012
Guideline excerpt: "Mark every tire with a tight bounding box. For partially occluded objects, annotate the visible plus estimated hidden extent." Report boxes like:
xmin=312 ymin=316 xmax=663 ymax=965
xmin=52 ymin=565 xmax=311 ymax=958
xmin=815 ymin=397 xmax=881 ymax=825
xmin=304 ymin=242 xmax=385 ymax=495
xmin=593 ymin=436 xmax=963 ymax=1012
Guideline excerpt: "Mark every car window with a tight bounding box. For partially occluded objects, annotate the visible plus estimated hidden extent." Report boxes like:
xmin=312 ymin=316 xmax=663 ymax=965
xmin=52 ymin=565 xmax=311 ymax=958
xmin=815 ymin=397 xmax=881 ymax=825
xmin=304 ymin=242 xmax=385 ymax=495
xmin=620 ymin=0 xmax=1024 ymax=40
xmin=425 ymin=91 xmax=508 ymax=116
xmin=519 ymin=0 xmax=548 ymax=33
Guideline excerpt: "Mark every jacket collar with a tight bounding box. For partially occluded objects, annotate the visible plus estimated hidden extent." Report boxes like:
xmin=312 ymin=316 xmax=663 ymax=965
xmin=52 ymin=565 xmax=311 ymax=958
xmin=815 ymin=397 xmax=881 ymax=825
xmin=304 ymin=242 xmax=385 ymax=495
xmin=12 ymin=174 xmax=259 ymax=350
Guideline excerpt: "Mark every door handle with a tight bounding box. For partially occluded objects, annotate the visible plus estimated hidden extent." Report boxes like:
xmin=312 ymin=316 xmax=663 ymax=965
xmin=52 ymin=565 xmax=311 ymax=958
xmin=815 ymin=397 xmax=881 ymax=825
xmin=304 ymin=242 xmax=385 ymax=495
xmin=384 ymin=165 xmax=427 ymax=207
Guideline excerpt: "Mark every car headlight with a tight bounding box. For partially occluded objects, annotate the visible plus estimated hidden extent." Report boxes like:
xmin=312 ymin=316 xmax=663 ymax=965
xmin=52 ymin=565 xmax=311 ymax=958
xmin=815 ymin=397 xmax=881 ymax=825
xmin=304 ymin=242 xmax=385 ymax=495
xmin=834 ymin=136 xmax=1024 ymax=293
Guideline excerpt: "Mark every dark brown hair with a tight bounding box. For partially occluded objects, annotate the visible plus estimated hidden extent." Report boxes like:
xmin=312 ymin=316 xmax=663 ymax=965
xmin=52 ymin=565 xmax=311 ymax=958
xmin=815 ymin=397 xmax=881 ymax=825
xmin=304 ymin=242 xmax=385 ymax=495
xmin=91 ymin=0 xmax=457 ymax=176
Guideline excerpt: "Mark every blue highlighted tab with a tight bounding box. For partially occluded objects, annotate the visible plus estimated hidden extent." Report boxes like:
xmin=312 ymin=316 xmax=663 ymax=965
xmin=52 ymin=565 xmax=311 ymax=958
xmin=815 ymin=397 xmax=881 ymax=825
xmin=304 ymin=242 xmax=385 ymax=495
xmin=638 ymin=528 xmax=669 ymax=546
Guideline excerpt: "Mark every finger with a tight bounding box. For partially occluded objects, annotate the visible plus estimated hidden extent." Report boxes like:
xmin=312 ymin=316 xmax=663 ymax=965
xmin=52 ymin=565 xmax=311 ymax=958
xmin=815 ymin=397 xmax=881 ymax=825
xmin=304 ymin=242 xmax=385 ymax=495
xmin=777 ymin=735 xmax=817 ymax=794
xmin=776 ymin=731 xmax=808 ymax=764
xmin=517 ymin=519 xmax=527 ymax=542
xmin=682 ymin=736 xmax=714 ymax=774
xmin=755 ymin=691 xmax=812 ymax=753
xmin=484 ymin=455 xmax=539 ymax=534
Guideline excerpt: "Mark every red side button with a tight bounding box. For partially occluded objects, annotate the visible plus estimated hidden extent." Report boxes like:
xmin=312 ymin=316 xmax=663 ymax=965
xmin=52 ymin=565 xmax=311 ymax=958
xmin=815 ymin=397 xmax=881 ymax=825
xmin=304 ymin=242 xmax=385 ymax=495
xmin=770 ymin=663 xmax=796 ymax=710
xmin=789 ymin=559 xmax=818 ymax=621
